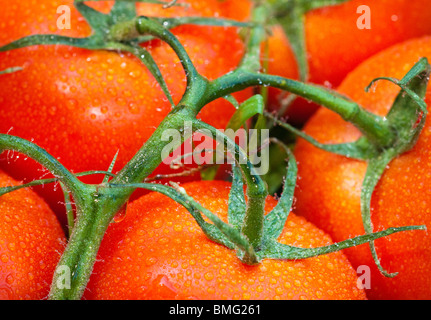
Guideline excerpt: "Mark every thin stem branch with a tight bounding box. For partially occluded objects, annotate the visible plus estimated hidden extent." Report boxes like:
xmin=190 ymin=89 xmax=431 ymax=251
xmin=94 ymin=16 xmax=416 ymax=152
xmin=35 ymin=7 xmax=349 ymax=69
xmin=0 ymin=134 xmax=86 ymax=202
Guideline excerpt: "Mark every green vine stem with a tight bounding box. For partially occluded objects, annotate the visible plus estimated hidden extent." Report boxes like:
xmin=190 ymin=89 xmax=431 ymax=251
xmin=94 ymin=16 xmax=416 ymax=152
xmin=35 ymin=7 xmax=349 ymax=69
xmin=0 ymin=0 xmax=427 ymax=299
xmin=192 ymin=120 xmax=267 ymax=257
xmin=0 ymin=135 xmax=86 ymax=202
xmin=206 ymin=71 xmax=395 ymax=148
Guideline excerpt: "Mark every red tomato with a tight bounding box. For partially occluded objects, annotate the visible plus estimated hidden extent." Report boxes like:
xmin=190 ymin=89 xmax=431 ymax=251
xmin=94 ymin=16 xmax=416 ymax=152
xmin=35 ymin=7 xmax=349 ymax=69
xmin=294 ymin=36 xmax=431 ymax=299
xmin=84 ymin=180 xmax=366 ymax=300
xmin=0 ymin=0 xmax=251 ymax=221
xmin=0 ymin=170 xmax=66 ymax=300
xmin=264 ymin=0 xmax=431 ymax=124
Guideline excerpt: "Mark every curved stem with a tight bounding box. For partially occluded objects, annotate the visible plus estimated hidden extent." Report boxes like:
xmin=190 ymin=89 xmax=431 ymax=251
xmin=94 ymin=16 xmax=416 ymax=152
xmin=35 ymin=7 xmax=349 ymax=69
xmin=263 ymin=225 xmax=426 ymax=260
xmin=206 ymin=70 xmax=395 ymax=148
xmin=0 ymin=170 xmax=116 ymax=197
xmin=0 ymin=134 xmax=86 ymax=201
xmin=110 ymin=16 xmax=205 ymax=91
xmin=48 ymin=186 xmax=117 ymax=300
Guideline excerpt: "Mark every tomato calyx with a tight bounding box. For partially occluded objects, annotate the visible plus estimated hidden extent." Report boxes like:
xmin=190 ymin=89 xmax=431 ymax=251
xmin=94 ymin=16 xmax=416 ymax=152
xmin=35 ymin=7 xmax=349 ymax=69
xmin=148 ymin=141 xmax=424 ymax=267
xmin=0 ymin=0 xmax=251 ymax=110
xmin=270 ymin=57 xmax=430 ymax=277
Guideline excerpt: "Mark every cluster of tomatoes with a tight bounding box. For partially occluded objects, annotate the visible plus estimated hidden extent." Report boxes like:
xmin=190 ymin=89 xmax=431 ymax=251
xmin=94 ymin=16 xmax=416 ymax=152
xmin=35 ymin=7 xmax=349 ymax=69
xmin=0 ymin=0 xmax=430 ymax=300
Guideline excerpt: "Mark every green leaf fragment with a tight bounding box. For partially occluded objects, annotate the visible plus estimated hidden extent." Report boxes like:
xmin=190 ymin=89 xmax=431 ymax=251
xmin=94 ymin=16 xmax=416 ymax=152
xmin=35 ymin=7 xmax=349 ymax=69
xmin=226 ymin=94 xmax=264 ymax=131
xmin=223 ymin=95 xmax=240 ymax=109
xmin=0 ymin=66 xmax=22 ymax=75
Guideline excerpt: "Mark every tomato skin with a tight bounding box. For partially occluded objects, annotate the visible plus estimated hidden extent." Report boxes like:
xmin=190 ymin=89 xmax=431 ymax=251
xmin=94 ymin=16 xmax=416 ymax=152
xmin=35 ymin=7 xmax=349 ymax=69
xmin=0 ymin=170 xmax=66 ymax=300
xmin=0 ymin=0 xmax=250 ymax=219
xmin=265 ymin=0 xmax=431 ymax=124
xmin=294 ymin=37 xmax=431 ymax=299
xmin=84 ymin=180 xmax=365 ymax=300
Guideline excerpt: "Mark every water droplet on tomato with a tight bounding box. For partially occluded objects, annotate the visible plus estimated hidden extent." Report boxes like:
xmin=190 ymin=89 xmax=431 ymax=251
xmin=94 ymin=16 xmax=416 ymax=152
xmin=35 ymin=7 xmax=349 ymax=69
xmin=128 ymin=103 xmax=140 ymax=114
xmin=111 ymin=202 xmax=128 ymax=224
xmin=146 ymin=256 xmax=158 ymax=266
xmin=0 ymin=254 xmax=9 ymax=263
xmin=7 ymin=242 xmax=15 ymax=251
xmin=5 ymin=274 xmax=14 ymax=285
xmin=0 ymin=285 xmax=13 ymax=300
xmin=204 ymin=272 xmax=214 ymax=281
xmin=149 ymin=274 xmax=179 ymax=298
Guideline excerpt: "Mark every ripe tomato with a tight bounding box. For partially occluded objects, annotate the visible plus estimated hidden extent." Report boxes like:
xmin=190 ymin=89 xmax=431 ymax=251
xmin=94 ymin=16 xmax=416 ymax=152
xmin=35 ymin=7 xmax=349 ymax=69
xmin=84 ymin=180 xmax=366 ymax=300
xmin=0 ymin=0 xmax=250 ymax=219
xmin=294 ymin=36 xmax=431 ymax=299
xmin=265 ymin=0 xmax=431 ymax=124
xmin=0 ymin=170 xmax=66 ymax=300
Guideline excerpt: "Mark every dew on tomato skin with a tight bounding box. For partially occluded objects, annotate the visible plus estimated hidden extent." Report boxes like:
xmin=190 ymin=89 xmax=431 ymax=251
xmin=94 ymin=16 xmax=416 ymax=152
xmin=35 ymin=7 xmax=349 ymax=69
xmin=0 ymin=286 xmax=13 ymax=300
xmin=111 ymin=203 xmax=128 ymax=224
xmin=7 ymin=243 xmax=16 ymax=251
xmin=145 ymin=257 xmax=158 ymax=267
xmin=5 ymin=274 xmax=14 ymax=285
xmin=0 ymin=254 xmax=9 ymax=263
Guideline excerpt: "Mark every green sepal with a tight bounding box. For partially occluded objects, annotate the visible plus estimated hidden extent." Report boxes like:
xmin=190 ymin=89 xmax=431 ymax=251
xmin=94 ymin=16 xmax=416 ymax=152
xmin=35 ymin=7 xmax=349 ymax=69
xmin=0 ymin=34 xmax=106 ymax=52
xmin=223 ymin=95 xmax=240 ymax=109
xmin=116 ymin=43 xmax=175 ymax=107
xmin=109 ymin=182 xmax=237 ymax=249
xmin=226 ymin=94 xmax=264 ymax=131
xmin=74 ymin=1 xmax=111 ymax=35
xmin=0 ymin=170 xmax=116 ymax=198
xmin=369 ymin=57 xmax=430 ymax=153
xmin=259 ymin=225 xmax=426 ymax=261
xmin=265 ymin=111 xmax=379 ymax=160
xmin=109 ymin=1 xmax=137 ymax=24
xmin=360 ymin=151 xmax=399 ymax=277
xmin=355 ymin=58 xmax=431 ymax=277
xmin=152 ymin=16 xmax=252 ymax=29
xmin=170 ymin=182 xmax=257 ymax=256
xmin=102 ymin=150 xmax=120 ymax=184
xmin=263 ymin=141 xmax=297 ymax=240
xmin=123 ymin=16 xmax=252 ymax=44
xmin=227 ymin=162 xmax=246 ymax=231
xmin=0 ymin=66 xmax=22 ymax=75
xmin=59 ymin=181 xmax=75 ymax=239
xmin=200 ymin=95 xmax=265 ymax=180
